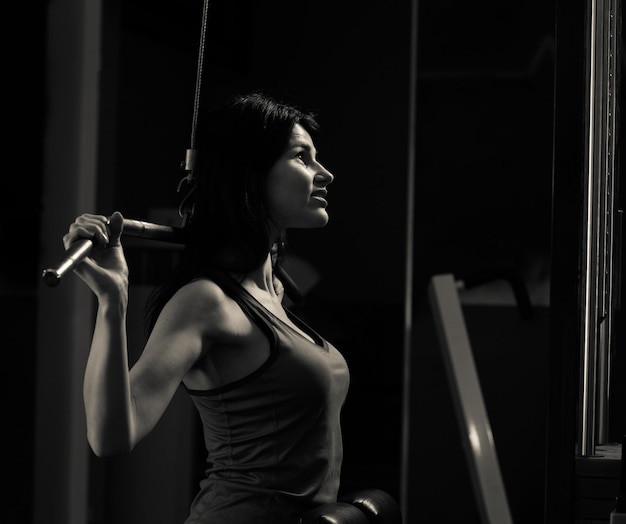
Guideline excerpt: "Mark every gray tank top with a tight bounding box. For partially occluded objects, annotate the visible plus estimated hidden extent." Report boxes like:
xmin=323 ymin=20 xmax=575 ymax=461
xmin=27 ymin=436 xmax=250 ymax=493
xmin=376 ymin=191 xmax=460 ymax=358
xmin=184 ymin=272 xmax=350 ymax=524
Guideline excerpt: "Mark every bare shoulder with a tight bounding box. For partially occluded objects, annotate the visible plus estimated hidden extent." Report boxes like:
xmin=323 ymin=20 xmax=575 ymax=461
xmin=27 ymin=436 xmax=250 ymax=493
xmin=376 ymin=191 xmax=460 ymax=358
xmin=159 ymin=277 xmax=249 ymax=341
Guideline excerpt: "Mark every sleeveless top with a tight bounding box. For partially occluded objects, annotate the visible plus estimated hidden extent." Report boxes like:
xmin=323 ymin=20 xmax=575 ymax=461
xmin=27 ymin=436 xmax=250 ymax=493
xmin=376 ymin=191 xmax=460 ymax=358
xmin=183 ymin=272 xmax=350 ymax=524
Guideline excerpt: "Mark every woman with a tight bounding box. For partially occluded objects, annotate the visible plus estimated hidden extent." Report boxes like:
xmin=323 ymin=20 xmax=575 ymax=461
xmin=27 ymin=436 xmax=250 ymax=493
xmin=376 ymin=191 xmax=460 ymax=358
xmin=64 ymin=92 xmax=349 ymax=523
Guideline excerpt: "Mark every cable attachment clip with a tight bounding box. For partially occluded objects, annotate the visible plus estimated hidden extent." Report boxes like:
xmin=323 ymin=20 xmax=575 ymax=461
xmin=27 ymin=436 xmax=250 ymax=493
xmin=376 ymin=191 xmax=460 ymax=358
xmin=177 ymin=148 xmax=198 ymax=228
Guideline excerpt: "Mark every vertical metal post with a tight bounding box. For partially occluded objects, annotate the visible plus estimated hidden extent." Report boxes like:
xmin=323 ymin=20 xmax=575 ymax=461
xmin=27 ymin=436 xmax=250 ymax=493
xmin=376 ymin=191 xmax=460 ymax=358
xmin=579 ymin=0 xmax=619 ymax=456
xmin=400 ymin=0 xmax=419 ymax=519
xmin=34 ymin=0 xmax=103 ymax=522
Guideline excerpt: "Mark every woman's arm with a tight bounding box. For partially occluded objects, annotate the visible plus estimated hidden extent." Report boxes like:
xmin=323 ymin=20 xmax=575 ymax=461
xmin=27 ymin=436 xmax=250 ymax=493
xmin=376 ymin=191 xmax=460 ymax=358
xmin=84 ymin=287 xmax=205 ymax=456
xmin=83 ymin=297 xmax=134 ymax=456
xmin=63 ymin=212 xmax=204 ymax=456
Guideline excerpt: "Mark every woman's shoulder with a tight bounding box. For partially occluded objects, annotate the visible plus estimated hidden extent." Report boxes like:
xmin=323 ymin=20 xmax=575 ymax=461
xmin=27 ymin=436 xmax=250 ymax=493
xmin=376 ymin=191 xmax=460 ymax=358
xmin=161 ymin=277 xmax=248 ymax=337
xmin=167 ymin=277 xmax=232 ymax=316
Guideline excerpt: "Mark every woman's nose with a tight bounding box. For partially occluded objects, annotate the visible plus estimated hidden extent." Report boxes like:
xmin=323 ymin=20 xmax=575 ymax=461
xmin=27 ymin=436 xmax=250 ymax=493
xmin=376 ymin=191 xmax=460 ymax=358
xmin=314 ymin=164 xmax=334 ymax=185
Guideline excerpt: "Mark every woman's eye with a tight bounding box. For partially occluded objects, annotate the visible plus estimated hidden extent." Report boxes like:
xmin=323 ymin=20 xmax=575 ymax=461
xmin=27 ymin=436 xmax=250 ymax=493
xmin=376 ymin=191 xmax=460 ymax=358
xmin=295 ymin=152 xmax=307 ymax=163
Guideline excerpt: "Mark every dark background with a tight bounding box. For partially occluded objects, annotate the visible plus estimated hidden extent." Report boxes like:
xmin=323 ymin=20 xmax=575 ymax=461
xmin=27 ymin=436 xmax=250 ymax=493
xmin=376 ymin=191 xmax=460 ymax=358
xmin=4 ymin=1 xmax=624 ymax=523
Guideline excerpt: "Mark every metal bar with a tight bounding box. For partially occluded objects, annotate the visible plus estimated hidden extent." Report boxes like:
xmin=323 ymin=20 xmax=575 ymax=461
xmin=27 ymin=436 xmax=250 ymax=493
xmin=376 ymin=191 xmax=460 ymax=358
xmin=399 ymin=0 xmax=419 ymax=519
xmin=579 ymin=0 xmax=619 ymax=456
xmin=428 ymin=274 xmax=514 ymax=524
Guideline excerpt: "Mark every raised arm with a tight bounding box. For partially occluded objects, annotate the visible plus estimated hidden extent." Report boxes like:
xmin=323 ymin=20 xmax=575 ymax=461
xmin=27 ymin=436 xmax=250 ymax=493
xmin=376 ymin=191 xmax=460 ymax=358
xmin=64 ymin=212 xmax=202 ymax=456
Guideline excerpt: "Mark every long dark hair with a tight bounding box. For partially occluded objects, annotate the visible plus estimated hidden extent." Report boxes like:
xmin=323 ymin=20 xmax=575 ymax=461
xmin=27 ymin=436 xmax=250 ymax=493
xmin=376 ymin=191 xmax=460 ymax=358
xmin=144 ymin=92 xmax=320 ymax=332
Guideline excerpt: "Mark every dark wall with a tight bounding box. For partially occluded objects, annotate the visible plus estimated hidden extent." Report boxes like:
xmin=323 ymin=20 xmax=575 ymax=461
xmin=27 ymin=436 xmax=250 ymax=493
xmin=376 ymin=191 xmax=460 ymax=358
xmin=413 ymin=1 xmax=555 ymax=296
xmin=4 ymin=2 xmax=47 ymax=522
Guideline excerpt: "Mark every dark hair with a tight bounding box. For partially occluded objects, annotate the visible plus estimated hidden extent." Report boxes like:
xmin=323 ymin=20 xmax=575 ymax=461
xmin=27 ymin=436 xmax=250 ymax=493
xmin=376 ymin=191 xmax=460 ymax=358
xmin=144 ymin=92 xmax=320 ymax=332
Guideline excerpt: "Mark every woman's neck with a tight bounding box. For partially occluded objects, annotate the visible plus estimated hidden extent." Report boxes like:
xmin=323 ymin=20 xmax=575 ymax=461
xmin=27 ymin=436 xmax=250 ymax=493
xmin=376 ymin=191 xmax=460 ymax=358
xmin=232 ymin=254 xmax=279 ymax=298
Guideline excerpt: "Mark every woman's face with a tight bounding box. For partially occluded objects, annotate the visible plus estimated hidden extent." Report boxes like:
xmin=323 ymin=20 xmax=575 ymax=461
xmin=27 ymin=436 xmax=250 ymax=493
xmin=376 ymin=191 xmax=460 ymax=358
xmin=265 ymin=123 xmax=334 ymax=231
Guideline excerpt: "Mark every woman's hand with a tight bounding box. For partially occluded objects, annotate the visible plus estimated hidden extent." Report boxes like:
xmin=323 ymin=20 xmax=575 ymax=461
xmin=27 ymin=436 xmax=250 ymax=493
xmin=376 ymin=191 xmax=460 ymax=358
xmin=63 ymin=211 xmax=129 ymax=300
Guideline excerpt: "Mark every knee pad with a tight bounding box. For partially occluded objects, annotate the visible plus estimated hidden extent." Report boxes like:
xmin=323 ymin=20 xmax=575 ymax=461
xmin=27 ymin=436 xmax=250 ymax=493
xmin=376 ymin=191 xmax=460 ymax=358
xmin=298 ymin=501 xmax=370 ymax=524
xmin=339 ymin=489 xmax=402 ymax=524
